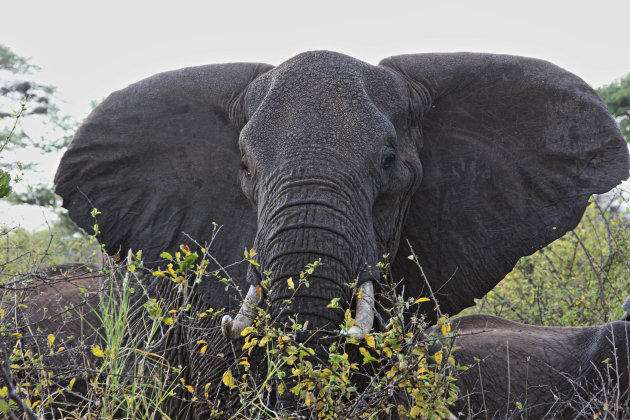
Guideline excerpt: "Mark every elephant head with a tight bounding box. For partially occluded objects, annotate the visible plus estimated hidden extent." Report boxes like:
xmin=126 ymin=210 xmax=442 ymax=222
xmin=54 ymin=50 xmax=628 ymax=363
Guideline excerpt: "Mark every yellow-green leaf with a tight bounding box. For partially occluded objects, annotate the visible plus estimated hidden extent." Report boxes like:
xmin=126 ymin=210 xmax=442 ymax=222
xmin=222 ymin=370 xmax=236 ymax=388
xmin=287 ymin=277 xmax=294 ymax=290
xmin=434 ymin=350 xmax=443 ymax=364
xmin=414 ymin=297 xmax=430 ymax=304
xmin=241 ymin=326 xmax=255 ymax=337
xmin=200 ymin=345 xmax=207 ymax=354
xmin=410 ymin=405 xmax=421 ymax=418
xmin=47 ymin=334 xmax=55 ymax=348
xmin=68 ymin=378 xmax=76 ymax=391
xmin=163 ymin=317 xmax=174 ymax=325
xmin=365 ymin=334 xmax=375 ymax=349
xmin=304 ymin=391 xmax=315 ymax=406
xmin=91 ymin=345 xmax=104 ymax=358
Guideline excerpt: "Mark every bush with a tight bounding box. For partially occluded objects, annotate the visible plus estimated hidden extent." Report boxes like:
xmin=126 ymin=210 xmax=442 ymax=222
xmin=464 ymin=191 xmax=630 ymax=326
xmin=0 ymin=240 xmax=462 ymax=419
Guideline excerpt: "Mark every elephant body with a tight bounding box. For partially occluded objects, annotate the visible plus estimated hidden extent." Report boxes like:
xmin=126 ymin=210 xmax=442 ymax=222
xmin=53 ymin=51 xmax=630 ymax=417
xmin=443 ymin=315 xmax=630 ymax=418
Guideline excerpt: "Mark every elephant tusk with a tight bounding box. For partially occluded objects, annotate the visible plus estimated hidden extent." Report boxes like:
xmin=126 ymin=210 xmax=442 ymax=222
xmin=221 ymin=284 xmax=262 ymax=340
xmin=342 ymin=281 xmax=375 ymax=340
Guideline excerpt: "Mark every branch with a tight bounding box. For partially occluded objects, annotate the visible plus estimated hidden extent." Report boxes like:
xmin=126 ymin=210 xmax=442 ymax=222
xmin=0 ymin=337 xmax=38 ymax=420
xmin=0 ymin=101 xmax=26 ymax=154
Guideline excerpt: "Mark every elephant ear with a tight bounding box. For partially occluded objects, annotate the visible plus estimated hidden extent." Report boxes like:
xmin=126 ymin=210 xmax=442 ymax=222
xmin=380 ymin=53 xmax=629 ymax=316
xmin=55 ymin=63 xmax=272 ymax=267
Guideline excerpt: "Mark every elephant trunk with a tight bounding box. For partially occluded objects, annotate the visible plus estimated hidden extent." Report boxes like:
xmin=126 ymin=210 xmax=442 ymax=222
xmin=253 ymin=174 xmax=380 ymax=414
xmin=258 ymin=185 xmax=378 ymax=336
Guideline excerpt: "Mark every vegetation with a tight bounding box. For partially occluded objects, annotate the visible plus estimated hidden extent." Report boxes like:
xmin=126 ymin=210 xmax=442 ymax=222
xmin=219 ymin=258 xmax=460 ymax=419
xmin=597 ymin=73 xmax=630 ymax=143
xmin=465 ymin=193 xmax=630 ymax=326
xmin=0 ymin=242 xmax=462 ymax=418
xmin=0 ymin=44 xmax=628 ymax=418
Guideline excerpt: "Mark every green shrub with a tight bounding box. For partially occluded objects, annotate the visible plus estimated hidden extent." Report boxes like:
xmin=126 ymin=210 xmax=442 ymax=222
xmin=464 ymin=192 xmax=630 ymax=326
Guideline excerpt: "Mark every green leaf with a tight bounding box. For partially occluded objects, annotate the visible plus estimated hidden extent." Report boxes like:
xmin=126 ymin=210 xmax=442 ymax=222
xmin=0 ymin=170 xmax=12 ymax=198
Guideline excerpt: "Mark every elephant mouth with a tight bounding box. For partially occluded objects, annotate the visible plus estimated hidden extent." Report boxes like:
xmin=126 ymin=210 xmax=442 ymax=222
xmin=221 ymin=278 xmax=376 ymax=341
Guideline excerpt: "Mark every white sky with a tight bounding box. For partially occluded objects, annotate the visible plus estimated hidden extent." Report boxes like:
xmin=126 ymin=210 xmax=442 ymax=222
xmin=1 ymin=0 xmax=630 ymax=229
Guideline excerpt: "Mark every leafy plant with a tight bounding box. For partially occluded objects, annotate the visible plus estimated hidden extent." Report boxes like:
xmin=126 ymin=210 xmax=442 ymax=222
xmin=220 ymin=258 xmax=460 ymax=419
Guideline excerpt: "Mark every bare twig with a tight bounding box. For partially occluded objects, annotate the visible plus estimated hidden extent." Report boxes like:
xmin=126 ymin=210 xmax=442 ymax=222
xmin=406 ymin=239 xmax=444 ymax=319
xmin=1 ymin=101 xmax=26 ymax=153
xmin=0 ymin=336 xmax=38 ymax=420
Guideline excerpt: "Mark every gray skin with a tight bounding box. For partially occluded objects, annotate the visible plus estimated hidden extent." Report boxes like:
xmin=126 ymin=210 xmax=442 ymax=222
xmin=54 ymin=51 xmax=629 ymax=417
xmin=439 ymin=314 xmax=630 ymax=419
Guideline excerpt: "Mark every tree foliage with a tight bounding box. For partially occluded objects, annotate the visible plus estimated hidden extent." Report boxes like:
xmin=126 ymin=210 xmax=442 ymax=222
xmin=0 ymin=45 xmax=54 ymax=120
xmin=0 ymin=44 xmax=76 ymax=203
xmin=597 ymin=73 xmax=630 ymax=143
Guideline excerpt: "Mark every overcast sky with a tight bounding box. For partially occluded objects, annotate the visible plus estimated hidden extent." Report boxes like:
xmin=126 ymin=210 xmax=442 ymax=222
xmin=2 ymin=0 xmax=630 ymax=229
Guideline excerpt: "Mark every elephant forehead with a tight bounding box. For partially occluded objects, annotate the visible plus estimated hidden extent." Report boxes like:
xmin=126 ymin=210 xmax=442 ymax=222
xmin=250 ymin=52 xmax=405 ymax=115
xmin=243 ymin=51 xmax=404 ymax=150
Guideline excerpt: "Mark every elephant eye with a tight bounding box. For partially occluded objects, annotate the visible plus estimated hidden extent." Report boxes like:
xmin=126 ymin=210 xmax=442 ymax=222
xmin=240 ymin=158 xmax=252 ymax=177
xmin=382 ymin=152 xmax=396 ymax=170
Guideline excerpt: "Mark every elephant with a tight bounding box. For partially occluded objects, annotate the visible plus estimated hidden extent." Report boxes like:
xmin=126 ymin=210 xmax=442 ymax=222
xmin=53 ymin=51 xmax=629 ymax=417
xmin=437 ymin=314 xmax=630 ymax=419
xmin=0 ymin=263 xmax=102 ymax=418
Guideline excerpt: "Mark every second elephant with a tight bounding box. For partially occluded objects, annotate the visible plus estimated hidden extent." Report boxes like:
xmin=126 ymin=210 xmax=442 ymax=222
xmin=442 ymin=314 xmax=630 ymax=418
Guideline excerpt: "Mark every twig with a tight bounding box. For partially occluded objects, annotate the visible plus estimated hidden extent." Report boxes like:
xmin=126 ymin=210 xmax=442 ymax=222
xmin=493 ymin=292 xmax=527 ymax=323
xmin=1 ymin=101 xmax=26 ymax=153
xmin=406 ymin=240 xmax=444 ymax=319
xmin=571 ymin=231 xmax=609 ymax=320
xmin=0 ymin=336 xmax=38 ymax=420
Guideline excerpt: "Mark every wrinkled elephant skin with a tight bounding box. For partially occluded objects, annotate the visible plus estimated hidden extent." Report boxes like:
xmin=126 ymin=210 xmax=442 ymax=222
xmin=437 ymin=315 xmax=630 ymax=418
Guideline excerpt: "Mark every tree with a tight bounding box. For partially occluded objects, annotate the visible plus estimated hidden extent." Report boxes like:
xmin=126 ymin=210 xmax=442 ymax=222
xmin=0 ymin=45 xmax=97 ymax=265
xmin=0 ymin=44 xmax=75 ymax=201
xmin=597 ymin=73 xmax=630 ymax=143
